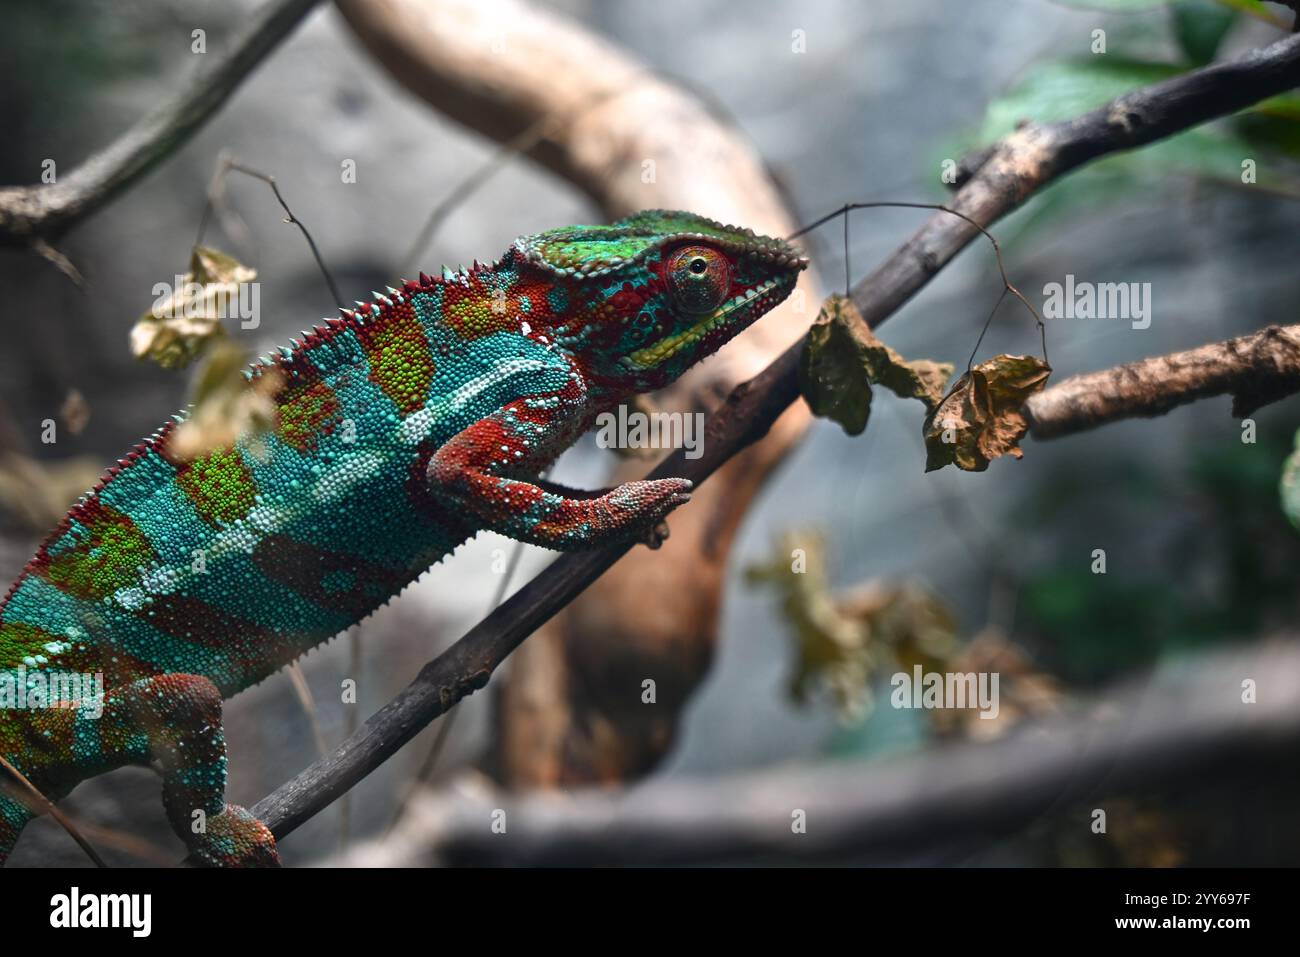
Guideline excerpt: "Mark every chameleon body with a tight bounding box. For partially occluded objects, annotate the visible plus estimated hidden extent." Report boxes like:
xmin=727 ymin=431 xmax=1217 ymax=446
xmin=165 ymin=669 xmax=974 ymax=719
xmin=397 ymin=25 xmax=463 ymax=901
xmin=0 ymin=210 xmax=804 ymax=866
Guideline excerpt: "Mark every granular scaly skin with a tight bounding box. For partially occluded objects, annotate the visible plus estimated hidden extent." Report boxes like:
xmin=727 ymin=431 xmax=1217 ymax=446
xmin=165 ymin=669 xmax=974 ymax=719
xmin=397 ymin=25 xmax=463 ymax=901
xmin=0 ymin=211 xmax=805 ymax=865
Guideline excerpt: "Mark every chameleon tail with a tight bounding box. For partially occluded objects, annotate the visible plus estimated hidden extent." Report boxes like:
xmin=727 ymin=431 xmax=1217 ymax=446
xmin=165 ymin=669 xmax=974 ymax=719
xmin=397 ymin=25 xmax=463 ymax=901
xmin=0 ymin=792 xmax=33 ymax=866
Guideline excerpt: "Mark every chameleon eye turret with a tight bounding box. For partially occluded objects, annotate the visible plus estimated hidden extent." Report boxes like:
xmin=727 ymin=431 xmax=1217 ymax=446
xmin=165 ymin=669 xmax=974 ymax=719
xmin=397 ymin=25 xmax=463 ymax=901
xmin=666 ymin=245 xmax=731 ymax=314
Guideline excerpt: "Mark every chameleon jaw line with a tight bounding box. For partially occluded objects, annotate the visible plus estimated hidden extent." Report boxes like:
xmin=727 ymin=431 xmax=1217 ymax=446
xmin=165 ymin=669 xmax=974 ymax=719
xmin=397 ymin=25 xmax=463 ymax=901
xmin=624 ymin=276 xmax=783 ymax=369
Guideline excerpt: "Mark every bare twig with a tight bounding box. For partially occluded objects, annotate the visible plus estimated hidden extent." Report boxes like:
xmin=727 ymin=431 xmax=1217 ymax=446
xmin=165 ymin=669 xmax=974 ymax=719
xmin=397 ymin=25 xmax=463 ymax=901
xmin=790 ymin=201 xmax=1048 ymax=365
xmin=29 ymin=238 xmax=86 ymax=289
xmin=0 ymin=0 xmax=322 ymax=246
xmin=198 ymin=158 xmax=344 ymax=307
xmin=1028 ymin=323 xmax=1300 ymax=439
xmin=221 ymin=30 xmax=1300 ymax=851
xmin=285 ymin=663 xmax=330 ymax=762
xmin=0 ymin=755 xmax=105 ymax=868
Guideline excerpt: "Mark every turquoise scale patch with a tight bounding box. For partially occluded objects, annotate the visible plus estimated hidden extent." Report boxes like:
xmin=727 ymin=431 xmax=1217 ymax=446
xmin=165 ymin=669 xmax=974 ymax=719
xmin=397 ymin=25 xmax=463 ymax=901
xmin=184 ymin=550 xmax=352 ymax=641
xmin=44 ymin=518 xmax=90 ymax=561
xmin=301 ymin=327 xmax=366 ymax=377
xmin=96 ymin=597 xmax=238 ymax=684
xmin=321 ymin=569 xmax=356 ymax=594
xmin=546 ymin=284 xmax=570 ymax=314
xmin=97 ymin=450 xmax=210 ymax=568
xmin=282 ymin=463 xmax=435 ymax=571
xmin=424 ymin=332 xmax=574 ymax=442
xmin=2 ymin=576 xmax=102 ymax=645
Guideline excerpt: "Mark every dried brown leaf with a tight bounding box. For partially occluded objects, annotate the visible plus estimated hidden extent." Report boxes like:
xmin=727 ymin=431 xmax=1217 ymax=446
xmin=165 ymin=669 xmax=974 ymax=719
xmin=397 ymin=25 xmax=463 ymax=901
xmin=800 ymin=295 xmax=954 ymax=436
xmin=923 ymin=354 xmax=1051 ymax=472
xmin=130 ymin=246 xmax=256 ymax=370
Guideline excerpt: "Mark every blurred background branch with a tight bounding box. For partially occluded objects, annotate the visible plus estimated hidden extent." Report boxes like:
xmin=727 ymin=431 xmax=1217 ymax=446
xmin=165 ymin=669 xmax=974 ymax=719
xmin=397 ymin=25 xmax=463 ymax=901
xmin=333 ymin=640 xmax=1300 ymax=866
xmin=0 ymin=0 xmax=322 ymax=250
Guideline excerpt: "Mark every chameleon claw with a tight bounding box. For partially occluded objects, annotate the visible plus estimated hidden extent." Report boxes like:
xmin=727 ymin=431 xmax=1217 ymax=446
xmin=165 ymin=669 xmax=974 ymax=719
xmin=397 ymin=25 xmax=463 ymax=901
xmin=642 ymin=519 xmax=672 ymax=549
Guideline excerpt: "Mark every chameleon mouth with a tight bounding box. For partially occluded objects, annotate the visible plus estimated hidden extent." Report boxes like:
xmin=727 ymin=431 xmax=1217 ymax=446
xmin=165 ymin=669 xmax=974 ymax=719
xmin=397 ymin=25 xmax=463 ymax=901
xmin=624 ymin=275 xmax=791 ymax=369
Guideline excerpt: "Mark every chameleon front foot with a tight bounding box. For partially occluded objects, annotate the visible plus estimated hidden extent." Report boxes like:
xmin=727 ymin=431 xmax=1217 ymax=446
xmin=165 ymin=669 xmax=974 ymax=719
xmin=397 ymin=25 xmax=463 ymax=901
xmin=614 ymin=478 xmax=693 ymax=549
xmin=489 ymin=474 xmax=691 ymax=550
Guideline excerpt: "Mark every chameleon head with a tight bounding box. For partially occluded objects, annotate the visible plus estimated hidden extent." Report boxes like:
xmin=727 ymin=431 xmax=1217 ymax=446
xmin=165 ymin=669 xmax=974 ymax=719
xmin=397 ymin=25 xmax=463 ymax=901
xmin=515 ymin=210 xmax=807 ymax=392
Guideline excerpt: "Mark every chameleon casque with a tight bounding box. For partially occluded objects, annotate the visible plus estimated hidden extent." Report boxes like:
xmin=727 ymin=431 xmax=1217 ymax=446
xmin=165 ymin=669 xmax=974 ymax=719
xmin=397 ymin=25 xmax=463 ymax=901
xmin=0 ymin=210 xmax=805 ymax=866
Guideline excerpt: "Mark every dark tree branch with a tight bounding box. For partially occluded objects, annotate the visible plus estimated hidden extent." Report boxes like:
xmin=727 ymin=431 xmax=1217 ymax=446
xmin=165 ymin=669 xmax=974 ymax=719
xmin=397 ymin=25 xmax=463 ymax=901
xmin=339 ymin=641 xmax=1300 ymax=866
xmin=1028 ymin=323 xmax=1300 ymax=439
xmin=0 ymin=0 xmax=322 ymax=246
xmin=239 ymin=31 xmax=1300 ymax=850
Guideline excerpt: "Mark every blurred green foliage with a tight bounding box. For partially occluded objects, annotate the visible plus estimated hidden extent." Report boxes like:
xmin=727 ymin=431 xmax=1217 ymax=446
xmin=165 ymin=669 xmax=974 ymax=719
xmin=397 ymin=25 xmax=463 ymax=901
xmin=935 ymin=0 xmax=1300 ymax=238
xmin=1022 ymin=410 xmax=1300 ymax=682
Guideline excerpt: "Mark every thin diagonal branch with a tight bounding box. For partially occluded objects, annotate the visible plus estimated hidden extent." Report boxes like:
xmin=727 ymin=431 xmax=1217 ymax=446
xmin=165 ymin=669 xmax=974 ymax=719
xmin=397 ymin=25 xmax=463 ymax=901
xmin=236 ymin=31 xmax=1300 ymax=850
xmin=0 ymin=0 xmax=322 ymax=246
xmin=0 ymin=755 xmax=105 ymax=868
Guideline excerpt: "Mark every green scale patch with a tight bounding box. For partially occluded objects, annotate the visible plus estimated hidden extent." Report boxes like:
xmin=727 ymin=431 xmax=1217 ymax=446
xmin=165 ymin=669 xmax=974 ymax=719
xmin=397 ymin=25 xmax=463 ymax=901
xmin=43 ymin=503 xmax=158 ymax=601
xmin=175 ymin=447 xmax=259 ymax=526
xmin=356 ymin=300 xmax=436 ymax=416
xmin=277 ymin=377 xmax=342 ymax=452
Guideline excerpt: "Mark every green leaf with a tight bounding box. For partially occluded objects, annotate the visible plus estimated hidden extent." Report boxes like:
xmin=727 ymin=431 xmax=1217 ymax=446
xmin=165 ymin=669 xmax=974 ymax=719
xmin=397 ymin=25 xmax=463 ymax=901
xmin=923 ymin=355 xmax=1052 ymax=472
xmin=799 ymin=295 xmax=954 ymax=436
xmin=1213 ymin=0 xmax=1292 ymax=27
xmin=979 ymin=58 xmax=1182 ymax=140
xmin=1172 ymin=0 xmax=1238 ymax=65
xmin=1044 ymin=0 xmax=1283 ymax=16
xmin=1281 ymin=429 xmax=1300 ymax=531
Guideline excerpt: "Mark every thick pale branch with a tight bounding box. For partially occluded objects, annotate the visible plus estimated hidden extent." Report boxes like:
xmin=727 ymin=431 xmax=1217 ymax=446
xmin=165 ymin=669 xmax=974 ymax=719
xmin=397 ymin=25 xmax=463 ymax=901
xmin=1028 ymin=324 xmax=1300 ymax=439
xmin=335 ymin=640 xmax=1300 ymax=865
xmin=240 ymin=32 xmax=1300 ymax=849
xmin=337 ymin=0 xmax=819 ymax=788
xmin=0 ymin=0 xmax=322 ymax=245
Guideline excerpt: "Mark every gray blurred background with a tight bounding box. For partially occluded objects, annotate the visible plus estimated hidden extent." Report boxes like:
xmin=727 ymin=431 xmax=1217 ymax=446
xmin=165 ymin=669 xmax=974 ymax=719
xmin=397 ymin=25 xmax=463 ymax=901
xmin=2 ymin=0 xmax=1297 ymax=865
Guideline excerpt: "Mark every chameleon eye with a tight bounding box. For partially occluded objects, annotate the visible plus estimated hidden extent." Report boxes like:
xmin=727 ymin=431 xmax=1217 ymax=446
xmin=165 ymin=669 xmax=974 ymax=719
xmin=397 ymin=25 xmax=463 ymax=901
xmin=666 ymin=245 xmax=729 ymax=314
